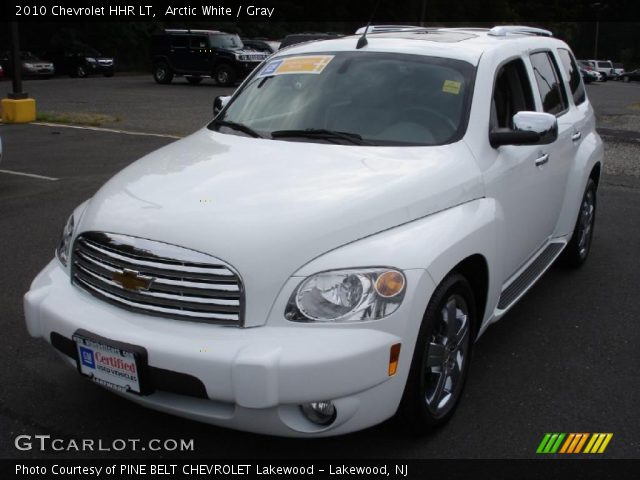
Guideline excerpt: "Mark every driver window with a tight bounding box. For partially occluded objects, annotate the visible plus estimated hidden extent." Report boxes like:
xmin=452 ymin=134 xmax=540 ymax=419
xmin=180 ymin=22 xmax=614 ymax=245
xmin=491 ymin=59 xmax=535 ymax=129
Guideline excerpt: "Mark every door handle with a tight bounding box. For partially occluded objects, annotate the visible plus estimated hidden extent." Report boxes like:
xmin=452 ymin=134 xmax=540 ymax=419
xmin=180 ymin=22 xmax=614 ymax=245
xmin=571 ymin=131 xmax=582 ymax=141
xmin=535 ymin=153 xmax=549 ymax=167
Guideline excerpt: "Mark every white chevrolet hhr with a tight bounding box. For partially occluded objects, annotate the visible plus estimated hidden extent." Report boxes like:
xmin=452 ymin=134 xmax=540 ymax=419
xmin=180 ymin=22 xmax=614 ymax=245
xmin=25 ymin=26 xmax=603 ymax=436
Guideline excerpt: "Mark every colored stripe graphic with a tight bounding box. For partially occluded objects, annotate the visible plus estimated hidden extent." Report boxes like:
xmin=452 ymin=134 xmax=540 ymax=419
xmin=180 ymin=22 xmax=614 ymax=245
xmin=537 ymin=433 xmax=565 ymax=453
xmin=584 ymin=433 xmax=614 ymax=454
xmin=574 ymin=433 xmax=589 ymax=453
xmin=536 ymin=433 xmax=552 ymax=453
xmin=538 ymin=433 xmax=613 ymax=454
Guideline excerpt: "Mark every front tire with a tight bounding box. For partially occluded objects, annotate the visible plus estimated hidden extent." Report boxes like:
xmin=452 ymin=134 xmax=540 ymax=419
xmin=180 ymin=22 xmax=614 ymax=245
xmin=560 ymin=178 xmax=597 ymax=268
xmin=214 ymin=64 xmax=236 ymax=87
xmin=398 ymin=273 xmax=475 ymax=433
xmin=153 ymin=61 xmax=173 ymax=84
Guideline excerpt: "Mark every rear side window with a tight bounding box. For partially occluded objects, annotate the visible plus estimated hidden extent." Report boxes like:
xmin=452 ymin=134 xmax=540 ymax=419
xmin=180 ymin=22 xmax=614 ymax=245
xmin=558 ymin=49 xmax=586 ymax=106
xmin=170 ymin=36 xmax=188 ymax=48
xmin=530 ymin=51 xmax=568 ymax=115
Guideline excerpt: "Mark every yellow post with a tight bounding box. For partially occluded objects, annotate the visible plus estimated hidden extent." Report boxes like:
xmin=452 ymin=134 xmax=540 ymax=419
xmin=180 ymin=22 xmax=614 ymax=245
xmin=1 ymin=98 xmax=36 ymax=123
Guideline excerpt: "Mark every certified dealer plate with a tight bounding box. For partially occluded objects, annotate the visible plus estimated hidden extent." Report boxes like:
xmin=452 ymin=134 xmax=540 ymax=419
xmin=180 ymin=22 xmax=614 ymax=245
xmin=72 ymin=330 xmax=151 ymax=395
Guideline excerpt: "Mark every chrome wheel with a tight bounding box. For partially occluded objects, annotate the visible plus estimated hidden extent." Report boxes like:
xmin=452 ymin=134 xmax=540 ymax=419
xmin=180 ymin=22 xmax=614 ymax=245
xmin=156 ymin=66 xmax=166 ymax=81
xmin=217 ymin=70 xmax=229 ymax=84
xmin=424 ymin=294 xmax=470 ymax=415
xmin=577 ymin=189 xmax=595 ymax=257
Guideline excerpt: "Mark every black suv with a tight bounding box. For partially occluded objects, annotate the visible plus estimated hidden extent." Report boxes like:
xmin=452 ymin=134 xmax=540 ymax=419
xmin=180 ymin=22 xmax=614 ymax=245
xmin=151 ymin=29 xmax=269 ymax=86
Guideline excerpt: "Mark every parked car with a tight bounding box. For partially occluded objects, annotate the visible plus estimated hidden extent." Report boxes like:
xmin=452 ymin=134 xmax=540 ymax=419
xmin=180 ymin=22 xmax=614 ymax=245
xmin=279 ymin=32 xmax=342 ymax=49
xmin=583 ymin=59 xmax=615 ymax=81
xmin=151 ymin=29 xmax=269 ymax=86
xmin=0 ymin=51 xmax=54 ymax=78
xmin=25 ymin=25 xmax=603 ymax=437
xmin=43 ymin=43 xmax=114 ymax=78
xmin=240 ymin=38 xmax=276 ymax=54
xmin=620 ymin=68 xmax=640 ymax=82
xmin=580 ymin=67 xmax=599 ymax=84
xmin=612 ymin=62 xmax=625 ymax=79
xmin=578 ymin=60 xmax=603 ymax=82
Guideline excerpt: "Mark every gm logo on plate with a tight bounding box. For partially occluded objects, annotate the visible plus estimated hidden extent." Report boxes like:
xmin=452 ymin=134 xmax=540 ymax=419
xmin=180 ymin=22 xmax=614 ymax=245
xmin=79 ymin=347 xmax=95 ymax=369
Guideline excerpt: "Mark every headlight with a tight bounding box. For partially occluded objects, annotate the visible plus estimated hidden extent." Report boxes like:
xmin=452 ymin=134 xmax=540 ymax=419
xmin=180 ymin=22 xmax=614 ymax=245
xmin=56 ymin=213 xmax=75 ymax=267
xmin=285 ymin=268 xmax=406 ymax=323
xmin=23 ymin=63 xmax=35 ymax=70
xmin=86 ymin=57 xmax=96 ymax=63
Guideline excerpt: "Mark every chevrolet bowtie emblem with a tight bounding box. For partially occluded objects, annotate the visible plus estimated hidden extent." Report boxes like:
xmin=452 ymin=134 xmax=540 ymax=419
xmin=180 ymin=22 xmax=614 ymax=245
xmin=112 ymin=269 xmax=154 ymax=292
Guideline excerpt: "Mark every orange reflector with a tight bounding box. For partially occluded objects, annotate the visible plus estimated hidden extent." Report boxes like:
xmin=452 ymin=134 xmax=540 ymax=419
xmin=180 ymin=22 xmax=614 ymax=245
xmin=388 ymin=343 xmax=401 ymax=376
xmin=375 ymin=271 xmax=406 ymax=298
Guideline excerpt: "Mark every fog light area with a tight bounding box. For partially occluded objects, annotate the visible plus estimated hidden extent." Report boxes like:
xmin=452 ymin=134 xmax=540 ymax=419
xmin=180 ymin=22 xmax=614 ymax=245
xmin=300 ymin=401 xmax=337 ymax=426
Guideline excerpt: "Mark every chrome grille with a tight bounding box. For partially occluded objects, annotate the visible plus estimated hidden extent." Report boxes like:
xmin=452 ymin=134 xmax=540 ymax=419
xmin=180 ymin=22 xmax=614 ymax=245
xmin=243 ymin=54 xmax=267 ymax=61
xmin=71 ymin=232 xmax=243 ymax=325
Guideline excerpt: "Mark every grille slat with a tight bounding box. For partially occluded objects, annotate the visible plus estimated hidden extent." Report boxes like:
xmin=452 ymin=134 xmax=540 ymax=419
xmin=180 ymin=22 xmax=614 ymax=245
xmin=74 ymin=263 xmax=240 ymax=310
xmin=72 ymin=232 xmax=244 ymax=325
xmin=75 ymin=250 xmax=240 ymax=297
xmin=77 ymin=238 xmax=236 ymax=282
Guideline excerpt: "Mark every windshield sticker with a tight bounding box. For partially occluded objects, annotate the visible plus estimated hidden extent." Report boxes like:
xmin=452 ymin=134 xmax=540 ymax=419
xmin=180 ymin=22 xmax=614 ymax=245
xmin=442 ymin=80 xmax=462 ymax=95
xmin=258 ymin=55 xmax=334 ymax=77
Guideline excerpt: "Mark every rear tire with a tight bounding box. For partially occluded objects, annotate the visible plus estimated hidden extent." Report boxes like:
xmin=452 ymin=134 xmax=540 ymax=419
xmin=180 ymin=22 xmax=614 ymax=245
xmin=214 ymin=64 xmax=236 ymax=87
xmin=398 ymin=273 xmax=475 ymax=434
xmin=559 ymin=178 xmax=597 ymax=268
xmin=153 ymin=61 xmax=173 ymax=84
xmin=75 ymin=65 xmax=87 ymax=78
xmin=623 ymin=76 xmax=630 ymax=83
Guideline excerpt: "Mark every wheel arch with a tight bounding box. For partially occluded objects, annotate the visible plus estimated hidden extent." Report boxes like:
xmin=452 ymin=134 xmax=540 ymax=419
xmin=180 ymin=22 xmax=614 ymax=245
xmin=589 ymin=161 xmax=602 ymax=188
xmin=449 ymin=255 xmax=489 ymax=340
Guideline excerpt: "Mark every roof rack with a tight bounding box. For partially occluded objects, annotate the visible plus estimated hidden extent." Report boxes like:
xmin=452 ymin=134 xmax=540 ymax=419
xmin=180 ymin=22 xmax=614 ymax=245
xmin=487 ymin=26 xmax=553 ymax=37
xmin=164 ymin=29 xmax=222 ymax=34
xmin=354 ymin=25 xmax=431 ymax=35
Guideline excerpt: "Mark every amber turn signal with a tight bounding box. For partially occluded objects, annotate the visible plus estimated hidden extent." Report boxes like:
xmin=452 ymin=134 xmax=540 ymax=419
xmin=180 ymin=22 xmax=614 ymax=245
xmin=374 ymin=270 xmax=406 ymax=298
xmin=388 ymin=343 xmax=401 ymax=376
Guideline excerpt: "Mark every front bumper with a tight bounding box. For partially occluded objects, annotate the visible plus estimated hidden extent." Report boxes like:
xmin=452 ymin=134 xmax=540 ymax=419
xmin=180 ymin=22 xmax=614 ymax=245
xmin=24 ymin=260 xmax=409 ymax=437
xmin=88 ymin=62 xmax=114 ymax=74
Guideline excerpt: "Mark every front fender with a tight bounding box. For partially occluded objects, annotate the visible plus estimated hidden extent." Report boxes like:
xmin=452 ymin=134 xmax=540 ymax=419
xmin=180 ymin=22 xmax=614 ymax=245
xmin=293 ymin=198 xmax=500 ymax=333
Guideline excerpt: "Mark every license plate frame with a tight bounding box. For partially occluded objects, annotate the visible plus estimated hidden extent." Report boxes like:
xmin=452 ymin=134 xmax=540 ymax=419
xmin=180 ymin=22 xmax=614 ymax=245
xmin=72 ymin=329 xmax=153 ymax=396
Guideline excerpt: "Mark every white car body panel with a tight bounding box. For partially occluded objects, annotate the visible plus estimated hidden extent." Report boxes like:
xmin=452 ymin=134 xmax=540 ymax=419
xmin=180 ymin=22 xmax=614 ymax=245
xmin=24 ymin=28 xmax=604 ymax=436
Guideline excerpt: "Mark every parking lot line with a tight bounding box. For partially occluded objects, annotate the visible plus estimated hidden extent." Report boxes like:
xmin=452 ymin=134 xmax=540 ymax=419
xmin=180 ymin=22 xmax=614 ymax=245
xmin=0 ymin=169 xmax=59 ymax=181
xmin=32 ymin=122 xmax=182 ymax=139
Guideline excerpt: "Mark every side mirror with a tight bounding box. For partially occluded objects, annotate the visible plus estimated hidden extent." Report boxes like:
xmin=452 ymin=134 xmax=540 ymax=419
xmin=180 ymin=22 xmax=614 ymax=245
xmin=213 ymin=95 xmax=231 ymax=117
xmin=490 ymin=111 xmax=558 ymax=148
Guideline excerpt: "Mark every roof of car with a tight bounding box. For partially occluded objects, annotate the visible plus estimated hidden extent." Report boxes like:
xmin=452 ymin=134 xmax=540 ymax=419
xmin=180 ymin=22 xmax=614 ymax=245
xmin=276 ymin=26 xmax=566 ymax=66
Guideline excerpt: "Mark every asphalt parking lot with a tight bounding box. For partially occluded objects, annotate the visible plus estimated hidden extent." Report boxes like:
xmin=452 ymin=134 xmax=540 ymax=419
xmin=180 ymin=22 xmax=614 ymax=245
xmin=0 ymin=76 xmax=639 ymax=459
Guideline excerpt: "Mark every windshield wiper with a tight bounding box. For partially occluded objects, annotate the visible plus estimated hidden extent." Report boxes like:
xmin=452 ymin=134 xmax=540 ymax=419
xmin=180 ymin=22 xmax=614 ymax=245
xmin=270 ymin=128 xmax=369 ymax=145
xmin=214 ymin=120 xmax=264 ymax=138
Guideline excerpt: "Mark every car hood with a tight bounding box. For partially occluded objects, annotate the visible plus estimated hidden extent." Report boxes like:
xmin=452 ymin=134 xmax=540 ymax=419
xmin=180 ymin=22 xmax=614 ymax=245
xmin=79 ymin=129 xmax=483 ymax=326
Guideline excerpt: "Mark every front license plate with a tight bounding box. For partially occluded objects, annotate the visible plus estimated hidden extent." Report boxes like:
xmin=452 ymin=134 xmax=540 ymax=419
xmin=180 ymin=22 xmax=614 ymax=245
xmin=72 ymin=330 xmax=150 ymax=395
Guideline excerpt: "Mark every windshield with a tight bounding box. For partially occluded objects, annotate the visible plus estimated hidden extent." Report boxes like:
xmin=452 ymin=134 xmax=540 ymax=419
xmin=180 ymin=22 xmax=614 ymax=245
xmin=21 ymin=52 xmax=41 ymax=61
xmin=209 ymin=51 xmax=475 ymax=146
xmin=209 ymin=34 xmax=244 ymax=50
